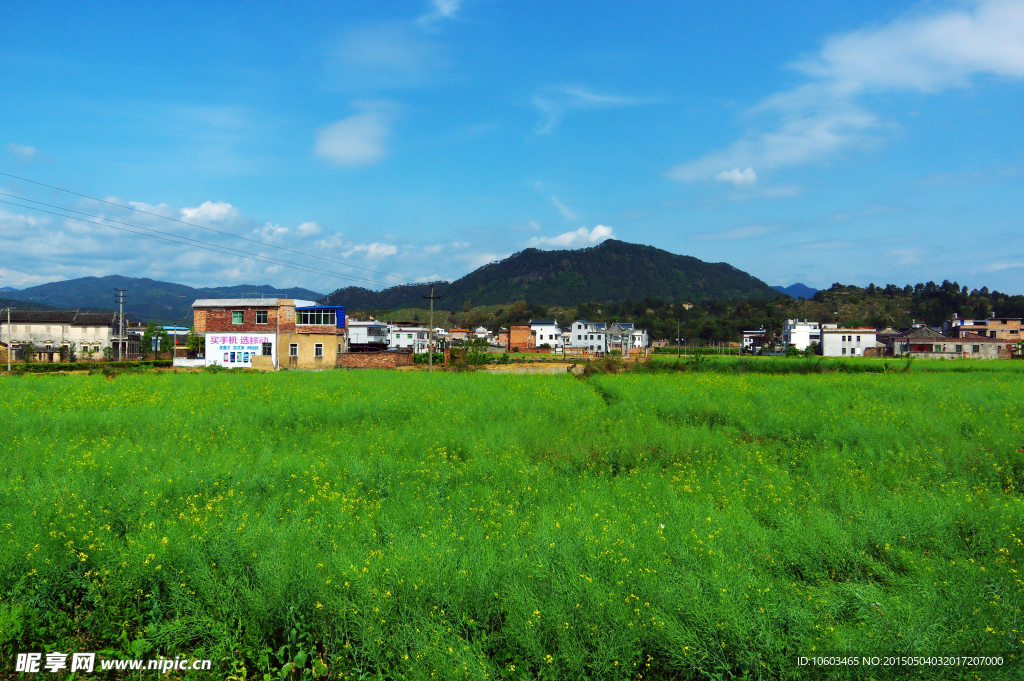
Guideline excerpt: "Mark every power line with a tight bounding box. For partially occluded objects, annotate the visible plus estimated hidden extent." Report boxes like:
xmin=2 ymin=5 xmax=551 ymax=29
xmin=0 ymin=197 xmax=403 ymax=289
xmin=0 ymin=171 xmax=409 ymax=283
xmin=0 ymin=193 xmax=395 ymax=288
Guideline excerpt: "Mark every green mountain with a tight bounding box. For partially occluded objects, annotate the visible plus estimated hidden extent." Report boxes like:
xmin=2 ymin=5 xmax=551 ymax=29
xmin=0 ymin=297 xmax=58 ymax=312
xmin=4 ymin=276 xmax=324 ymax=324
xmin=321 ymin=240 xmax=778 ymax=310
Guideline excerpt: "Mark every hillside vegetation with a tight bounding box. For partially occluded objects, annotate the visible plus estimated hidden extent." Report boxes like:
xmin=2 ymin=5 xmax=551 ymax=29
xmin=321 ymin=240 xmax=778 ymax=310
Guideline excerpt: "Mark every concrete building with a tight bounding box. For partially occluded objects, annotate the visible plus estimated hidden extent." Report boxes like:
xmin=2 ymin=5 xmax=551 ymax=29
xmin=570 ymin=320 xmax=607 ymax=353
xmin=889 ymin=327 xmax=1011 ymax=359
xmin=191 ymin=298 xmax=346 ymax=369
xmin=944 ymin=314 xmax=1022 ymax=341
xmin=388 ymin=323 xmax=430 ymax=353
xmin=0 ymin=309 xmax=139 ymax=361
xmin=781 ymin=319 xmax=828 ymax=352
xmin=820 ymin=328 xmax=877 ymax=357
xmin=530 ymin=320 xmax=562 ymax=349
xmin=741 ymin=328 xmax=767 ymax=354
xmin=346 ymin=319 xmax=389 ymax=352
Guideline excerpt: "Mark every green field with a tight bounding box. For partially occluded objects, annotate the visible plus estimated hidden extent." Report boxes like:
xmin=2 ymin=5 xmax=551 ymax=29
xmin=2 ymin=370 xmax=1023 ymax=679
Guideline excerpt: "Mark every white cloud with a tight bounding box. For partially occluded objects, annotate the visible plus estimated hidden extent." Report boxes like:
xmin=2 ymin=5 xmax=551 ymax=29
xmin=984 ymin=262 xmax=1024 ymax=271
xmin=715 ymin=167 xmax=757 ymax=186
xmin=297 ymin=221 xmax=323 ymax=237
xmin=6 ymin=143 xmax=36 ymax=160
xmin=343 ymin=243 xmax=399 ymax=258
xmin=180 ymin=201 xmax=239 ymax=223
xmin=527 ymin=225 xmax=615 ymax=249
xmin=691 ymin=224 xmax=779 ymax=241
xmin=532 ymin=86 xmax=648 ymax=134
xmin=550 ymin=196 xmax=578 ymax=221
xmin=418 ymin=0 xmax=463 ymax=29
xmin=315 ymin=102 xmax=398 ymax=167
xmin=669 ymin=0 xmax=1024 ymax=182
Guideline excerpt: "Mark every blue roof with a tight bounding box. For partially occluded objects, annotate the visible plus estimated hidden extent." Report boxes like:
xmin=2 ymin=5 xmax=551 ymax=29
xmin=530 ymin=320 xmax=557 ymax=325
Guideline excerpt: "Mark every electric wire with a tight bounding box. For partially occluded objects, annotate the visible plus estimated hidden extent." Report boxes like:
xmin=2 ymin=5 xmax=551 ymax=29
xmin=0 ymin=171 xmax=408 ymax=283
xmin=0 ymin=197 xmax=406 ymax=289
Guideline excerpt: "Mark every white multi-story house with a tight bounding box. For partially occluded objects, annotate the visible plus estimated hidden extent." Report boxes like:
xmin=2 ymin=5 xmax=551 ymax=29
xmin=781 ymin=319 xmax=835 ymax=351
xmin=346 ymin=319 xmax=390 ymax=351
xmin=629 ymin=328 xmax=649 ymax=349
xmin=529 ymin=320 xmax=562 ymax=349
xmin=570 ymin=320 xmax=607 ymax=353
xmin=388 ymin=324 xmax=431 ymax=353
xmin=820 ymin=328 xmax=877 ymax=357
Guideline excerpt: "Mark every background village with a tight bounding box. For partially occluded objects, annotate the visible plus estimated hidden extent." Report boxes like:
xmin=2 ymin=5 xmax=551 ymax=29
xmin=1 ymin=291 xmax=1020 ymax=371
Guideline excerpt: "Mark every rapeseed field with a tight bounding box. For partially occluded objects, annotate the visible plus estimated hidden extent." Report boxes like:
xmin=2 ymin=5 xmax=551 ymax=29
xmin=1 ymin=370 xmax=1022 ymax=679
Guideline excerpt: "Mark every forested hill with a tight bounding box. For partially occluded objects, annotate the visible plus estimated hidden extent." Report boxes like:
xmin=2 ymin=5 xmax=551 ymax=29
xmin=4 ymin=276 xmax=324 ymax=323
xmin=320 ymin=240 xmax=778 ymax=309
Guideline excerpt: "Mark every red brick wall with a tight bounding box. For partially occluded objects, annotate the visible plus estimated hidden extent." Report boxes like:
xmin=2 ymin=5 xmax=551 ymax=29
xmin=341 ymin=352 xmax=411 ymax=369
xmin=201 ymin=307 xmax=282 ymax=333
xmin=509 ymin=325 xmax=532 ymax=349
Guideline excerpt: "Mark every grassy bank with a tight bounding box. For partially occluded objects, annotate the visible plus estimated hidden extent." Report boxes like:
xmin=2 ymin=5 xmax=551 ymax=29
xmin=1 ymin=371 xmax=1022 ymax=679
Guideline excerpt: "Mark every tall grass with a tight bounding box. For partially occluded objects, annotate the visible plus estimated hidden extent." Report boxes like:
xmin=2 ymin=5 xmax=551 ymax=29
xmin=1 ymin=370 xmax=1022 ymax=679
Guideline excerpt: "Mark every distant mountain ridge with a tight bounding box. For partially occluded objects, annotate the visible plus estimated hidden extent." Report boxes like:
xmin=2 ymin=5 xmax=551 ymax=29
xmin=322 ymin=240 xmax=779 ymax=310
xmin=772 ymin=283 xmax=818 ymax=299
xmin=4 ymin=276 xmax=325 ymax=323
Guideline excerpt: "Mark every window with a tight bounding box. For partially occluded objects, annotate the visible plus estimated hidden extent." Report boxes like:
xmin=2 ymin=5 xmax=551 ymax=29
xmin=577 ymin=335 xmax=581 ymax=340
xmin=934 ymin=344 xmax=942 ymax=352
xmin=297 ymin=309 xmax=337 ymax=326
xmin=990 ymin=331 xmax=996 ymax=338
xmin=262 ymin=342 xmax=273 ymax=356
xmin=972 ymin=345 xmax=980 ymax=353
xmin=314 ymin=343 xmax=323 ymax=358
xmin=256 ymin=310 xmax=268 ymax=324
xmin=856 ymin=336 xmax=861 ymax=342
xmin=232 ymin=311 xmax=244 ymax=324
xmin=841 ymin=335 xmax=846 ymax=342
xmin=289 ymin=343 xmax=298 ymax=357
xmin=955 ymin=345 xmax=963 ymax=353
xmin=338 ymin=344 xmax=342 ymax=353
xmin=841 ymin=348 xmax=846 ymax=355
xmin=408 ymin=334 xmax=413 ymax=339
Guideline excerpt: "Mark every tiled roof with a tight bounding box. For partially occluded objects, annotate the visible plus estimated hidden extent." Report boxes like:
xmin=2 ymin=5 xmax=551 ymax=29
xmin=7 ymin=309 xmax=81 ymax=323
xmin=958 ymin=333 xmax=1009 ymax=343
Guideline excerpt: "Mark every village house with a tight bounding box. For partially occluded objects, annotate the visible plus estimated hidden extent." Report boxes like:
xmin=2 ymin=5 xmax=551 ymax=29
xmin=944 ymin=313 xmax=1021 ymax=341
xmin=820 ymin=328 xmax=877 ymax=357
xmin=781 ymin=319 xmax=833 ymax=352
xmin=889 ymin=326 xmax=1010 ymax=359
xmin=346 ymin=319 xmax=390 ymax=352
xmin=0 ymin=309 xmax=138 ymax=361
xmin=529 ymin=320 xmax=562 ymax=349
xmin=570 ymin=320 xmax=607 ymax=353
xmin=189 ymin=298 xmax=346 ymax=369
xmin=741 ymin=328 xmax=768 ymax=354
xmin=388 ymin=323 xmax=431 ymax=353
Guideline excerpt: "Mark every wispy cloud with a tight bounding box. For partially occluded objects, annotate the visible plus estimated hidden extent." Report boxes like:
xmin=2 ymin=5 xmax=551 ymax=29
xmin=550 ymin=196 xmax=578 ymax=221
xmin=342 ymin=243 xmax=399 ymax=259
xmin=669 ymin=0 xmax=1024 ymax=183
xmin=6 ymin=143 xmax=36 ymax=160
xmin=532 ymin=86 xmax=648 ymax=134
xmin=984 ymin=262 xmax=1024 ymax=271
xmin=180 ymin=201 xmax=239 ymax=223
xmin=314 ymin=101 xmax=399 ymax=167
xmin=418 ymin=0 xmax=463 ymax=30
xmin=527 ymin=225 xmax=615 ymax=249
xmin=715 ymin=167 xmax=757 ymax=186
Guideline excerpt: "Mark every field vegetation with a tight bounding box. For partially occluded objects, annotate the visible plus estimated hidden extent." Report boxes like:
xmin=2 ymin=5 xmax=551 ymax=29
xmin=1 ymin=370 xmax=1023 ymax=679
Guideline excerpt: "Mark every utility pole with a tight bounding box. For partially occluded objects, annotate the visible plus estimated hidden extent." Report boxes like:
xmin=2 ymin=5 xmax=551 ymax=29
xmin=114 ymin=288 xmax=126 ymax=361
xmin=677 ymin=320 xmax=680 ymax=360
xmin=4 ymin=306 xmax=11 ymax=372
xmin=422 ymin=285 xmax=442 ymax=372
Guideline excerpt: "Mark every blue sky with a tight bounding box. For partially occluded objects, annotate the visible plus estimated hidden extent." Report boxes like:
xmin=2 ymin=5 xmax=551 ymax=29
xmin=2 ymin=0 xmax=1023 ymax=295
